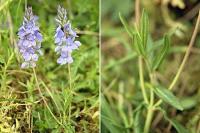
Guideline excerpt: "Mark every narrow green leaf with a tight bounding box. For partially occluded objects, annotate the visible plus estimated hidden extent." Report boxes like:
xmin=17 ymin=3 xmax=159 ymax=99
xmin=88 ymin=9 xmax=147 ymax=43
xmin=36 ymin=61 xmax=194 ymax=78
xmin=133 ymin=104 xmax=144 ymax=133
xmin=159 ymin=108 xmax=189 ymax=133
xmin=180 ymin=97 xmax=197 ymax=110
xmin=140 ymin=9 xmax=149 ymax=49
xmin=170 ymin=119 xmax=190 ymax=133
xmin=153 ymin=86 xmax=183 ymax=110
xmin=133 ymin=9 xmax=149 ymax=56
xmin=101 ymin=96 xmax=125 ymax=133
xmin=119 ymin=12 xmax=135 ymax=37
xmin=147 ymin=38 xmax=164 ymax=53
xmin=133 ymin=35 xmax=141 ymax=55
xmin=152 ymin=34 xmax=170 ymax=70
xmin=135 ymin=33 xmax=145 ymax=55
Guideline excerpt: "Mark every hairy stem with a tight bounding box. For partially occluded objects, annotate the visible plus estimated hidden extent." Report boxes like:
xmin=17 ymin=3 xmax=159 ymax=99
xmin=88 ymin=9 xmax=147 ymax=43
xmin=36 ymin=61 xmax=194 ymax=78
xmin=135 ymin=0 xmax=157 ymax=132
xmin=139 ymin=57 xmax=149 ymax=104
xmin=68 ymin=64 xmax=72 ymax=122
xmin=144 ymin=107 xmax=154 ymax=133
xmin=168 ymin=11 xmax=200 ymax=91
xmin=144 ymin=61 xmax=156 ymax=133
xmin=32 ymin=68 xmax=63 ymax=127
xmin=68 ymin=64 xmax=72 ymax=90
xmin=135 ymin=0 xmax=148 ymax=104
xmin=155 ymin=10 xmax=200 ymax=107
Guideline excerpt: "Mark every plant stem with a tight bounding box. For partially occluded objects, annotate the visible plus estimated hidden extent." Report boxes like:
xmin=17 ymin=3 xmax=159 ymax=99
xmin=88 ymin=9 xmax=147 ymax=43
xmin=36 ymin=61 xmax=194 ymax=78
xmin=149 ymin=79 xmax=154 ymax=106
xmin=68 ymin=64 xmax=72 ymax=90
xmin=144 ymin=106 xmax=154 ymax=133
xmin=168 ymin=11 xmax=200 ymax=91
xmin=135 ymin=0 xmax=155 ymax=132
xmin=32 ymin=68 xmax=63 ymax=127
xmin=144 ymin=63 xmax=155 ymax=133
xmin=145 ymin=59 xmax=155 ymax=105
xmin=135 ymin=0 xmax=140 ymax=25
xmin=138 ymin=56 xmax=149 ymax=104
xmin=154 ymin=10 xmax=200 ymax=107
xmin=135 ymin=0 xmax=148 ymax=104
xmin=68 ymin=64 xmax=72 ymax=122
xmin=144 ymin=83 xmax=155 ymax=133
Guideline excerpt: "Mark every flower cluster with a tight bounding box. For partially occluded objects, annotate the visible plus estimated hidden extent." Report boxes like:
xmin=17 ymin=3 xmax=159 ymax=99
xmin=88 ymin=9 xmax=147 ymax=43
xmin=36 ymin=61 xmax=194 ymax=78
xmin=54 ymin=6 xmax=81 ymax=65
xmin=17 ymin=7 xmax=43 ymax=68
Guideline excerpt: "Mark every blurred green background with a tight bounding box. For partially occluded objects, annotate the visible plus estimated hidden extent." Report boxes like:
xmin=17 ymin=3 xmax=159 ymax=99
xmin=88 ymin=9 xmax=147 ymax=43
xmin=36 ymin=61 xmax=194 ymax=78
xmin=101 ymin=0 xmax=200 ymax=132
xmin=0 ymin=0 xmax=99 ymax=132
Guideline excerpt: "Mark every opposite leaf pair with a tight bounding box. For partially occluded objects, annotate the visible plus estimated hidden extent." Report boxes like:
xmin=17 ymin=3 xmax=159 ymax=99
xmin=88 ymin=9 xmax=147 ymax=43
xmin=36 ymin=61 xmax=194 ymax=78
xmin=17 ymin=6 xmax=81 ymax=69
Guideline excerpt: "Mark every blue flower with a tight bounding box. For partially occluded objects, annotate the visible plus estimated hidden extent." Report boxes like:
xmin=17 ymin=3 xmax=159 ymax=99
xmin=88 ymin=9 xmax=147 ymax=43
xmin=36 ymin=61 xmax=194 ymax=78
xmin=55 ymin=6 xmax=81 ymax=65
xmin=17 ymin=7 xmax=43 ymax=68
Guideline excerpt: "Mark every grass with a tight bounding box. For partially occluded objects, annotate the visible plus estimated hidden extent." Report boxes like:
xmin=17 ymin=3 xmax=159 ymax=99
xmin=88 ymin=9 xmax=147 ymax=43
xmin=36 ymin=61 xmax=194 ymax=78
xmin=0 ymin=0 xmax=99 ymax=132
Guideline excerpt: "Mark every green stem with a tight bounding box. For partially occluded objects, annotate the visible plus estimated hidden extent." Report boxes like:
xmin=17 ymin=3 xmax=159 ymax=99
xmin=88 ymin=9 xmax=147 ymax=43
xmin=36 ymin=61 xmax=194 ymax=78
xmin=32 ymin=68 xmax=63 ymax=127
xmin=169 ymin=11 xmax=200 ymax=90
xmin=68 ymin=64 xmax=72 ymax=123
xmin=138 ymin=56 xmax=148 ymax=104
xmin=150 ymin=85 xmax=154 ymax=106
xmin=154 ymin=10 xmax=200 ymax=107
xmin=25 ymin=0 xmax=27 ymax=9
xmin=68 ymin=64 xmax=72 ymax=90
xmin=144 ymin=66 xmax=155 ymax=133
xmin=138 ymin=58 xmax=155 ymax=133
xmin=144 ymin=107 xmax=154 ymax=133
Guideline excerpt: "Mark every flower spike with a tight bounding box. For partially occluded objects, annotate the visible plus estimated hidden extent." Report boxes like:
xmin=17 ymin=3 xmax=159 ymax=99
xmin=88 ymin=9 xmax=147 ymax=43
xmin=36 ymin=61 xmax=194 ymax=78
xmin=17 ymin=7 xmax=43 ymax=68
xmin=54 ymin=6 xmax=81 ymax=65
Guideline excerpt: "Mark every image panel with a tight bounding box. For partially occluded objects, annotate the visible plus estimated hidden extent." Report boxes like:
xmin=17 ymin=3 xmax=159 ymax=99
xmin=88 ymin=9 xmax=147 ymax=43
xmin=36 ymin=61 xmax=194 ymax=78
xmin=0 ymin=0 xmax=99 ymax=132
xmin=101 ymin=0 xmax=200 ymax=133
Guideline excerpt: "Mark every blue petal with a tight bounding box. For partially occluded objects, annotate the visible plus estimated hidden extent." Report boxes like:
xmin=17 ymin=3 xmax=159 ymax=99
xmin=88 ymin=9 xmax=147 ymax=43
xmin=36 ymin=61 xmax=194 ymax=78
xmin=35 ymin=31 xmax=43 ymax=42
xmin=71 ymin=45 xmax=78 ymax=50
xmin=32 ymin=54 xmax=38 ymax=61
xmin=66 ymin=37 xmax=73 ymax=45
xmin=27 ymin=47 xmax=35 ymax=54
xmin=74 ymin=41 xmax=81 ymax=47
xmin=18 ymin=27 xmax=26 ymax=37
xmin=29 ymin=40 xmax=36 ymax=47
xmin=21 ymin=62 xmax=29 ymax=69
xmin=23 ymin=52 xmax=31 ymax=61
xmin=64 ymin=23 xmax=70 ymax=31
xmin=57 ymin=57 xmax=67 ymax=65
xmin=55 ymin=37 xmax=61 ymax=44
xmin=26 ymin=34 xmax=35 ymax=41
xmin=56 ymin=26 xmax=61 ymax=32
xmin=18 ymin=40 xmax=23 ymax=48
xmin=56 ymin=29 xmax=65 ymax=38
xmin=62 ymin=45 xmax=72 ymax=53
xmin=22 ymin=40 xmax=29 ymax=47
xmin=60 ymin=51 xmax=68 ymax=58
xmin=33 ymin=26 xmax=39 ymax=31
xmin=66 ymin=56 xmax=73 ymax=64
